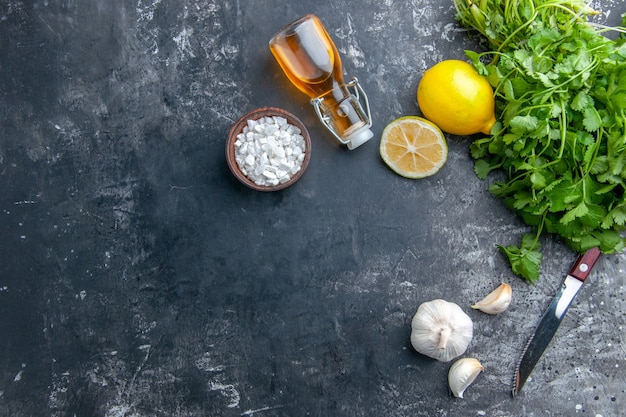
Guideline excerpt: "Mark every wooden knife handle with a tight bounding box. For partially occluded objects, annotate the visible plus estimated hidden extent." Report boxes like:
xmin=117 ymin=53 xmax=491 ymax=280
xmin=568 ymin=247 xmax=601 ymax=282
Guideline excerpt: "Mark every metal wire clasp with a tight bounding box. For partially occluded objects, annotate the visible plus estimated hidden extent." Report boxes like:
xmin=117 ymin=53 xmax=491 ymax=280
xmin=311 ymin=77 xmax=372 ymax=145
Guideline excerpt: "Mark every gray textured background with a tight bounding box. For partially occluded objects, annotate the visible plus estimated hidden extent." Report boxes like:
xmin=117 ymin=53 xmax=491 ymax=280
xmin=1 ymin=0 xmax=624 ymax=416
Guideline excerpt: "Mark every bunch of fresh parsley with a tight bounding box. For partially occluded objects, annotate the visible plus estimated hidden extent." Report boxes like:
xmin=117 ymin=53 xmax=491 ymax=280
xmin=453 ymin=0 xmax=626 ymax=283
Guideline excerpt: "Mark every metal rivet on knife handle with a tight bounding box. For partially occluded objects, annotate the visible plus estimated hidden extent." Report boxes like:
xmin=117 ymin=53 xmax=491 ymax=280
xmin=568 ymin=247 xmax=601 ymax=282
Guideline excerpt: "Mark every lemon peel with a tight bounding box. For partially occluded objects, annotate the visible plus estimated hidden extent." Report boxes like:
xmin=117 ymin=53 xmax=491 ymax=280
xmin=417 ymin=60 xmax=496 ymax=136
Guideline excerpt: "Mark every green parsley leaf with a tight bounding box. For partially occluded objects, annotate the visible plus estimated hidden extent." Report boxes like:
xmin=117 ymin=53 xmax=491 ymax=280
xmin=498 ymin=234 xmax=542 ymax=283
xmin=473 ymin=159 xmax=494 ymax=179
xmin=583 ymin=107 xmax=602 ymax=131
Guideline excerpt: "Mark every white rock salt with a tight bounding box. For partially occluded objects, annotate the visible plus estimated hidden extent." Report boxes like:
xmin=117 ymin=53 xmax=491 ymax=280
xmin=234 ymin=116 xmax=306 ymax=187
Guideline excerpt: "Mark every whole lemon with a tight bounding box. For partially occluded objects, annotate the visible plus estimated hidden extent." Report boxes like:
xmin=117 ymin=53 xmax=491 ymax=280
xmin=417 ymin=60 xmax=496 ymax=136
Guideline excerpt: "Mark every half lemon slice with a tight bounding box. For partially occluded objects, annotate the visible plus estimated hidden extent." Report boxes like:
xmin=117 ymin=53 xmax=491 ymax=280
xmin=380 ymin=116 xmax=448 ymax=179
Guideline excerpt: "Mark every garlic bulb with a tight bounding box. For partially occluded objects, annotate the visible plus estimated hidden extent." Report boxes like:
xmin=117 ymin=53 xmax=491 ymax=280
xmin=410 ymin=299 xmax=473 ymax=362
xmin=448 ymin=357 xmax=483 ymax=398
xmin=471 ymin=283 xmax=512 ymax=315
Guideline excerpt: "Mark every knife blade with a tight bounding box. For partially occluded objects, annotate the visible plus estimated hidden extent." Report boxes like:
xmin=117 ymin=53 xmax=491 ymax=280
xmin=511 ymin=247 xmax=602 ymax=397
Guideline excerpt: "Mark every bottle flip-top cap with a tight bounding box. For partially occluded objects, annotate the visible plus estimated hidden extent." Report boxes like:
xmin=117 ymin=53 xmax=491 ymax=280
xmin=346 ymin=126 xmax=374 ymax=150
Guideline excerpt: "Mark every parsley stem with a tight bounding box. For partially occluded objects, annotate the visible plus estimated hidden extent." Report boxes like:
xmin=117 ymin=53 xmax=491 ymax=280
xmin=497 ymin=10 xmax=538 ymax=52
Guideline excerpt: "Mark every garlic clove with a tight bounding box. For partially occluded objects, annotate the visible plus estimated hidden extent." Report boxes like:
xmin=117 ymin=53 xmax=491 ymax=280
xmin=448 ymin=357 xmax=483 ymax=398
xmin=471 ymin=283 xmax=512 ymax=315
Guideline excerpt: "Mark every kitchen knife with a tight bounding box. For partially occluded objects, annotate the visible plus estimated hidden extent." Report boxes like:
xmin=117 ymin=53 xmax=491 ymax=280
xmin=512 ymin=247 xmax=602 ymax=397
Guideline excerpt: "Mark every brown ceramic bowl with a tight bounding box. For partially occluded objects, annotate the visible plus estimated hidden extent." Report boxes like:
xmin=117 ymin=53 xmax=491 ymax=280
xmin=226 ymin=107 xmax=311 ymax=191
